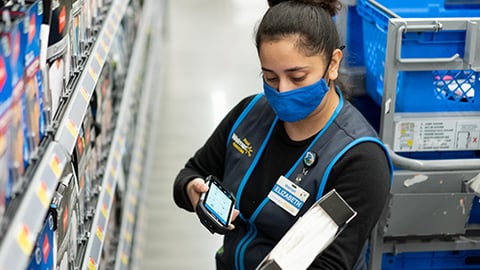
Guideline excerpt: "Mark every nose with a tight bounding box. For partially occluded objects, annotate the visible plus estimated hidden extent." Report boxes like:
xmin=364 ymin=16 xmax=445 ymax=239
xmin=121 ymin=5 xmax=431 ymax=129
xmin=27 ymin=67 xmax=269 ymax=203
xmin=277 ymin=79 xmax=295 ymax=93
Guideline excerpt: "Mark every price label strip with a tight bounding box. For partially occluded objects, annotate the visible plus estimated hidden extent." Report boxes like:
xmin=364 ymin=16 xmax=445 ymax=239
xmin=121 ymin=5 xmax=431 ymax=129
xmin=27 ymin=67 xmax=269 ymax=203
xmin=88 ymin=257 xmax=97 ymax=270
xmin=66 ymin=119 xmax=78 ymax=139
xmin=80 ymin=87 xmax=90 ymax=102
xmin=37 ymin=181 xmax=50 ymax=207
xmin=16 ymin=224 xmax=33 ymax=255
xmin=96 ymin=226 xmax=104 ymax=242
xmin=50 ymin=155 xmax=62 ymax=179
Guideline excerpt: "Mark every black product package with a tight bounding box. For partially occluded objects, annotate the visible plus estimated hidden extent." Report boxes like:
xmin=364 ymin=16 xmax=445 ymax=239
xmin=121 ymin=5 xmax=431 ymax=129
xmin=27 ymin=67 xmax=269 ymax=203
xmin=46 ymin=0 xmax=72 ymax=60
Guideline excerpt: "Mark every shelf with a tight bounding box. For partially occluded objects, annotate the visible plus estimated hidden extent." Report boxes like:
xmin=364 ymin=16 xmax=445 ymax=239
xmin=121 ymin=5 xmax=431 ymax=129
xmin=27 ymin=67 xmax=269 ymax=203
xmin=114 ymin=56 xmax=149 ymax=269
xmin=55 ymin=0 xmax=129 ymax=155
xmin=126 ymin=2 xmax=167 ymax=269
xmin=113 ymin=0 xmax=161 ymax=267
xmin=81 ymin=1 xmax=153 ymax=268
xmin=0 ymin=0 xmax=129 ymax=268
xmin=81 ymin=155 xmax=122 ymax=270
xmin=0 ymin=142 xmax=69 ymax=270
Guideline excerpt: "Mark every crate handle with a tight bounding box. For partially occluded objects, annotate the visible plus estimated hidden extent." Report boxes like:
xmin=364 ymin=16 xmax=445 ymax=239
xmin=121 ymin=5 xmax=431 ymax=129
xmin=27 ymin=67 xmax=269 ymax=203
xmin=367 ymin=0 xmax=400 ymax=19
xmin=386 ymin=145 xmax=480 ymax=171
xmin=395 ymin=24 xmax=462 ymax=65
xmin=466 ymin=21 xmax=480 ymax=71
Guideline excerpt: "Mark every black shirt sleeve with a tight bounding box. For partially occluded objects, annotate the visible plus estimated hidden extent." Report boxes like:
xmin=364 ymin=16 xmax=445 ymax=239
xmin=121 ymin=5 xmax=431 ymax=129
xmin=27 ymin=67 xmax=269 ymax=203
xmin=308 ymin=141 xmax=391 ymax=270
xmin=173 ymin=95 xmax=256 ymax=212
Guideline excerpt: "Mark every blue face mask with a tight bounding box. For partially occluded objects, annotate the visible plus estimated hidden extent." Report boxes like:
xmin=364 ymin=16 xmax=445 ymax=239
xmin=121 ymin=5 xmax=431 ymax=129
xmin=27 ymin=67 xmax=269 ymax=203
xmin=263 ymin=78 xmax=330 ymax=122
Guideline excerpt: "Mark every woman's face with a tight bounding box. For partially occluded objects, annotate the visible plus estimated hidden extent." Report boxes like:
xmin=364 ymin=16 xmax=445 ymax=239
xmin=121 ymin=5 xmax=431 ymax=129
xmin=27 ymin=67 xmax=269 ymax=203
xmin=259 ymin=35 xmax=331 ymax=92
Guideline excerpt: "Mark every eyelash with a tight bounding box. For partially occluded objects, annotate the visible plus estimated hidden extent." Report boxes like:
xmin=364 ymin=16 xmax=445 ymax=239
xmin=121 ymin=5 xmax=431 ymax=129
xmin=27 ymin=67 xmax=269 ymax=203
xmin=292 ymin=76 xmax=306 ymax=82
xmin=264 ymin=76 xmax=306 ymax=83
xmin=265 ymin=77 xmax=278 ymax=82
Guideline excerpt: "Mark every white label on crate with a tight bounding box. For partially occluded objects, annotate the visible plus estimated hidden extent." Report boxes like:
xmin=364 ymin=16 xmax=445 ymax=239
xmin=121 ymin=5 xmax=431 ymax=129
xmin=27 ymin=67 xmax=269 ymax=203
xmin=394 ymin=118 xmax=480 ymax=152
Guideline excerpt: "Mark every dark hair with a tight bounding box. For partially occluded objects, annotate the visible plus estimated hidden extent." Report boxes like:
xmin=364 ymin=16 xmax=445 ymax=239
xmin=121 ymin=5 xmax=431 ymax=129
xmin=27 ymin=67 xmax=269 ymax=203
xmin=256 ymin=0 xmax=342 ymax=62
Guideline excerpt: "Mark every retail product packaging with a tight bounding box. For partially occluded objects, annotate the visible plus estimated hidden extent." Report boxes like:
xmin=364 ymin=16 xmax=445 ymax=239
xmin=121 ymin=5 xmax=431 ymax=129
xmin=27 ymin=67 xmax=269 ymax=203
xmin=1 ymin=15 xmax=30 ymax=195
xmin=23 ymin=0 xmax=47 ymax=153
xmin=74 ymin=105 xmax=96 ymax=224
xmin=69 ymin=0 xmax=81 ymax=77
xmin=51 ymin=163 xmax=81 ymax=270
xmin=256 ymin=190 xmax=356 ymax=270
xmin=45 ymin=0 xmax=72 ymax=120
xmin=89 ymin=0 xmax=99 ymax=32
xmin=46 ymin=0 xmax=72 ymax=58
xmin=81 ymin=0 xmax=93 ymax=43
xmin=46 ymin=54 xmax=65 ymax=119
xmin=0 ymin=106 xmax=10 ymax=225
xmin=110 ymin=25 xmax=127 ymax=83
xmin=74 ymin=147 xmax=91 ymax=221
xmin=100 ymin=63 xmax=113 ymax=133
xmin=68 ymin=170 xmax=82 ymax=270
xmin=99 ymin=194 xmax=119 ymax=270
xmin=40 ymin=0 xmax=52 ymax=126
xmin=92 ymin=63 xmax=112 ymax=164
xmin=121 ymin=4 xmax=137 ymax=56
xmin=86 ymin=138 xmax=98 ymax=214
xmin=0 ymin=42 xmax=12 ymax=223
xmin=73 ymin=128 xmax=87 ymax=220
xmin=26 ymin=210 xmax=55 ymax=270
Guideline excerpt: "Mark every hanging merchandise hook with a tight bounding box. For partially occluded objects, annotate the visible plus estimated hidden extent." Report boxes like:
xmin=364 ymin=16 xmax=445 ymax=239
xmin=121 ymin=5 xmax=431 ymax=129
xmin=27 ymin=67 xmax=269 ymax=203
xmin=2 ymin=10 xmax=12 ymax=29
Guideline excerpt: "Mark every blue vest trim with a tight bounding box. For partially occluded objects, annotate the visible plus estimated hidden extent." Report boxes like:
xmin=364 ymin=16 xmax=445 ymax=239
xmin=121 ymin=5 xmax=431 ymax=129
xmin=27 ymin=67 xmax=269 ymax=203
xmin=315 ymin=137 xmax=391 ymax=200
xmin=235 ymin=117 xmax=279 ymax=215
xmin=252 ymin=198 xmax=270 ymax=221
xmin=227 ymin=93 xmax=264 ymax=149
xmin=235 ymin=225 xmax=257 ymax=270
xmin=234 ymin=193 xmax=270 ymax=269
xmin=239 ymin=226 xmax=258 ymax=270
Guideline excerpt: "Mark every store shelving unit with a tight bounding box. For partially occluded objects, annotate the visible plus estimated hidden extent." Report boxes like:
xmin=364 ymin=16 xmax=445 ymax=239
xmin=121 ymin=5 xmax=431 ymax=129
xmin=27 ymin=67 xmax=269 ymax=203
xmin=126 ymin=2 xmax=167 ymax=268
xmin=0 ymin=142 xmax=69 ymax=270
xmin=0 ymin=0 xmax=154 ymax=268
xmin=112 ymin=36 xmax=149 ymax=270
xmin=83 ymin=0 xmax=156 ymax=268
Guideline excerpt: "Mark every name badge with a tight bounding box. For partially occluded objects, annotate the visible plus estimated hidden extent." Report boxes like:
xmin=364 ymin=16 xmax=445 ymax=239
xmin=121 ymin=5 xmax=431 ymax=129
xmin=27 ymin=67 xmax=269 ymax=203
xmin=268 ymin=175 xmax=310 ymax=216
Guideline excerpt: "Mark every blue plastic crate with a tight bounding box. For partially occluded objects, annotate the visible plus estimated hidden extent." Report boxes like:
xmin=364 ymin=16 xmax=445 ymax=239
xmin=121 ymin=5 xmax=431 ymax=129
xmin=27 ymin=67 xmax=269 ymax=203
xmin=356 ymin=0 xmax=480 ymax=113
xmin=382 ymin=250 xmax=480 ymax=270
xmin=469 ymin=196 xmax=480 ymax=224
xmin=344 ymin=5 xmax=365 ymax=67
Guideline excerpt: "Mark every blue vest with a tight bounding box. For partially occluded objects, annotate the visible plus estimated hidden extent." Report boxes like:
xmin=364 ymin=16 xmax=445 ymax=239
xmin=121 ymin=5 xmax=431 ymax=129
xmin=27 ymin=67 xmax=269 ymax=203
xmin=219 ymin=92 xmax=390 ymax=270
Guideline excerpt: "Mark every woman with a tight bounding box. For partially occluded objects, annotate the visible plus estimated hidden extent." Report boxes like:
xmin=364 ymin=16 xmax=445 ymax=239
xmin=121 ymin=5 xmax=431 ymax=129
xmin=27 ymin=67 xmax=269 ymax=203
xmin=173 ymin=0 xmax=392 ymax=269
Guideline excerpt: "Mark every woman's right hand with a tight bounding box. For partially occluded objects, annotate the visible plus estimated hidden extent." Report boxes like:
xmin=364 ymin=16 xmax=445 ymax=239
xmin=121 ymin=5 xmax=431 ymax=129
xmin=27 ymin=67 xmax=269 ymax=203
xmin=186 ymin=177 xmax=209 ymax=209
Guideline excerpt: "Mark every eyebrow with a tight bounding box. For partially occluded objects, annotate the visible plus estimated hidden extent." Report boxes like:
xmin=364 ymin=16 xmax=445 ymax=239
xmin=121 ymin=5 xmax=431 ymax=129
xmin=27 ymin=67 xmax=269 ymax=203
xmin=261 ymin=66 xmax=309 ymax=73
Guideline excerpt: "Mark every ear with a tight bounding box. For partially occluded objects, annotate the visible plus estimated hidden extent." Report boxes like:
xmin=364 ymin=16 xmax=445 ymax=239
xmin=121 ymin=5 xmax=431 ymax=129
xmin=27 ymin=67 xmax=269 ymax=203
xmin=327 ymin=48 xmax=343 ymax=81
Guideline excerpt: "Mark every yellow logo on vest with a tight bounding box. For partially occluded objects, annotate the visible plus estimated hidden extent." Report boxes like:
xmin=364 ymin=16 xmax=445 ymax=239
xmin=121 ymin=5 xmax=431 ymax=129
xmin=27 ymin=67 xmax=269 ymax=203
xmin=232 ymin=133 xmax=253 ymax=157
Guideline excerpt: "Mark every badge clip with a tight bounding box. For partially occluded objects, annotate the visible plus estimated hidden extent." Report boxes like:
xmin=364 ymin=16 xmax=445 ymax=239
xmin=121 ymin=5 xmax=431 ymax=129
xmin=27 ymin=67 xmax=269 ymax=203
xmin=295 ymin=151 xmax=317 ymax=183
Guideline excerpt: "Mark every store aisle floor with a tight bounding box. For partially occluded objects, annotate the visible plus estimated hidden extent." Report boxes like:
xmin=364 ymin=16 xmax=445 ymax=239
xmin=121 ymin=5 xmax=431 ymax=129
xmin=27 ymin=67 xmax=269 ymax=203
xmin=142 ymin=1 xmax=268 ymax=269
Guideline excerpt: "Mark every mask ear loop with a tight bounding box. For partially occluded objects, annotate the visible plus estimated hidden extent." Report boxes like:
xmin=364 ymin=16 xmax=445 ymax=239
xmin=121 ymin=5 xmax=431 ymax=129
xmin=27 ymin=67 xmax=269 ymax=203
xmin=323 ymin=58 xmax=332 ymax=87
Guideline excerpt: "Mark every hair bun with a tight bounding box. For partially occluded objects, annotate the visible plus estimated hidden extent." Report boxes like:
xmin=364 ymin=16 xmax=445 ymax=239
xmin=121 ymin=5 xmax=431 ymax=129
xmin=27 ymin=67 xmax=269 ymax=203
xmin=299 ymin=0 xmax=342 ymax=16
xmin=268 ymin=0 xmax=342 ymax=17
xmin=267 ymin=0 xmax=289 ymax=6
